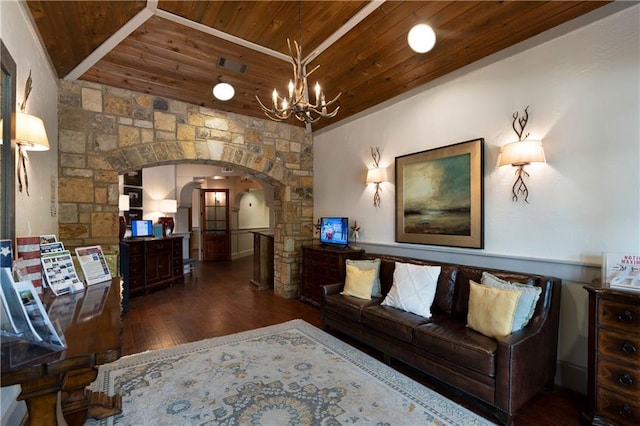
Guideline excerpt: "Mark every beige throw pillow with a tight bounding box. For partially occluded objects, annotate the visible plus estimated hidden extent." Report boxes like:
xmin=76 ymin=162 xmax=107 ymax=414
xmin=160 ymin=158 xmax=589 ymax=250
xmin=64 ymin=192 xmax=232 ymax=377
xmin=341 ymin=264 xmax=377 ymax=300
xmin=481 ymin=272 xmax=542 ymax=333
xmin=467 ymin=280 xmax=521 ymax=339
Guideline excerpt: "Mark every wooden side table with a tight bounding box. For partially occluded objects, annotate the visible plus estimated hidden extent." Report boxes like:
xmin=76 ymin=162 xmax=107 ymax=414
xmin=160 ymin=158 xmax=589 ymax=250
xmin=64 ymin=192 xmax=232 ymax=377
xmin=1 ymin=278 xmax=123 ymax=425
xmin=582 ymin=285 xmax=639 ymax=425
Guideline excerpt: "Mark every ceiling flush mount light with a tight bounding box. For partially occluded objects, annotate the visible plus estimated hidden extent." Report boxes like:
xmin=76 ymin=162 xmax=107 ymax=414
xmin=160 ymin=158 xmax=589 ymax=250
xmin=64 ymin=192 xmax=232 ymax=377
xmin=255 ymin=3 xmax=341 ymax=124
xmin=365 ymin=147 xmax=388 ymax=208
xmin=499 ymin=106 xmax=546 ymax=203
xmin=408 ymin=24 xmax=436 ymax=53
xmin=213 ymin=82 xmax=235 ymax=101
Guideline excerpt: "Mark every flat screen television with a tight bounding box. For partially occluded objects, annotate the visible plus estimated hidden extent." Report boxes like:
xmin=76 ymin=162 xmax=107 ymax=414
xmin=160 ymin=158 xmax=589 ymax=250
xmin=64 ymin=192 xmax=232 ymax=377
xmin=131 ymin=219 xmax=153 ymax=238
xmin=319 ymin=217 xmax=349 ymax=247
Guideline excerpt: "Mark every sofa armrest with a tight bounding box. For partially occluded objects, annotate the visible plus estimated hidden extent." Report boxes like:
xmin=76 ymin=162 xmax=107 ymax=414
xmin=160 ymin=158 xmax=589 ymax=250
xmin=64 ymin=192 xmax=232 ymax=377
xmin=494 ymin=277 xmax=561 ymax=415
xmin=322 ymin=282 xmax=344 ymax=296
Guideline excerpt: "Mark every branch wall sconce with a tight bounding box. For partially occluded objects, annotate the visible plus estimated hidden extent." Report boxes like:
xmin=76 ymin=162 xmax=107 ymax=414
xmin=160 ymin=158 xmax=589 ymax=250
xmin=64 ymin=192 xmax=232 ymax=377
xmin=366 ymin=147 xmax=388 ymax=207
xmin=499 ymin=106 xmax=545 ymax=203
xmin=15 ymin=70 xmax=50 ymax=196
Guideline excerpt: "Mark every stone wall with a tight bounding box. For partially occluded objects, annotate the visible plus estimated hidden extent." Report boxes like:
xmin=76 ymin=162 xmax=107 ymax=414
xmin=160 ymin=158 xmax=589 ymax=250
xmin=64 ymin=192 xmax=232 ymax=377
xmin=57 ymin=80 xmax=313 ymax=298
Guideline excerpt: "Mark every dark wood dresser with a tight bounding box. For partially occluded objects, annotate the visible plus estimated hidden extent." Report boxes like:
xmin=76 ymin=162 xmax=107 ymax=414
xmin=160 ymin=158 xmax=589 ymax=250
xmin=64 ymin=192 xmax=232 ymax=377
xmin=301 ymin=244 xmax=364 ymax=306
xmin=583 ymin=285 xmax=640 ymax=425
xmin=120 ymin=237 xmax=184 ymax=310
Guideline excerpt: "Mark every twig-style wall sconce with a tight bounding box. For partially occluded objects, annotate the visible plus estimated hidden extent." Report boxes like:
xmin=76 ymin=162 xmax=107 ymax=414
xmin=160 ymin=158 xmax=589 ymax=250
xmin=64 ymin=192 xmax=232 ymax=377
xmin=16 ymin=70 xmax=50 ymax=196
xmin=499 ymin=106 xmax=545 ymax=203
xmin=366 ymin=147 xmax=388 ymax=207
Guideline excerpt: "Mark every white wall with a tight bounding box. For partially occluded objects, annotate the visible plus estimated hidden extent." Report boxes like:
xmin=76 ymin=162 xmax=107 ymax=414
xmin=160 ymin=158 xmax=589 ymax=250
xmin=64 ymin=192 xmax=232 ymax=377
xmin=1 ymin=1 xmax=59 ymax=423
xmin=313 ymin=4 xmax=639 ymax=393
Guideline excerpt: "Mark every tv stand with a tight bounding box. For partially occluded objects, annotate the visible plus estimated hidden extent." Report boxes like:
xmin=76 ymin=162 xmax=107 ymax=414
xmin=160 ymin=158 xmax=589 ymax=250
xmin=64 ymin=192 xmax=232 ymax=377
xmin=301 ymin=245 xmax=364 ymax=306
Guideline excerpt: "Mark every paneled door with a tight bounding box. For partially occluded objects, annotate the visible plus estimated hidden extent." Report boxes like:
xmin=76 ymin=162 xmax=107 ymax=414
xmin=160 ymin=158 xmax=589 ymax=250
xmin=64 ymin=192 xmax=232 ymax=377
xmin=201 ymin=189 xmax=230 ymax=261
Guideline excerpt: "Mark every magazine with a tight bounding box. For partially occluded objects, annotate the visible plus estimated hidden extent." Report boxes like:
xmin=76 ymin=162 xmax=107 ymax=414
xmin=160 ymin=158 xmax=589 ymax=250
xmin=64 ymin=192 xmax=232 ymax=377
xmin=16 ymin=236 xmax=43 ymax=295
xmin=0 ymin=268 xmax=67 ymax=367
xmin=40 ymin=250 xmax=85 ymax=295
xmin=75 ymin=246 xmax=112 ymax=286
xmin=602 ymin=252 xmax=640 ymax=292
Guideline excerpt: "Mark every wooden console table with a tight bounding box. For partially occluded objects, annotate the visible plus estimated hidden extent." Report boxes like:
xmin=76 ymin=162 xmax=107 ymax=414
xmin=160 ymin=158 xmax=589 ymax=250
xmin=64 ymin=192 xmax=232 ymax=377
xmin=1 ymin=278 xmax=123 ymax=425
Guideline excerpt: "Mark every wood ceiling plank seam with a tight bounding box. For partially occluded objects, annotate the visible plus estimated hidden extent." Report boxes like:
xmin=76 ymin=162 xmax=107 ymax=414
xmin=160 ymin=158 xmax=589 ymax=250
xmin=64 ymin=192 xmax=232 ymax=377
xmin=303 ymin=0 xmax=386 ymax=64
xmin=27 ymin=1 xmax=93 ymax=76
xmin=130 ymin=17 xmax=274 ymax=62
xmin=155 ymin=8 xmax=290 ymax=62
xmin=314 ymin=0 xmax=559 ymax=90
xmin=308 ymin=1 xmax=458 ymax=79
xmin=310 ymin=1 xmax=476 ymax=90
xmin=99 ymin=46 xmax=284 ymax=89
xmin=65 ymin=6 xmax=155 ymax=81
xmin=121 ymin=22 xmax=290 ymax=77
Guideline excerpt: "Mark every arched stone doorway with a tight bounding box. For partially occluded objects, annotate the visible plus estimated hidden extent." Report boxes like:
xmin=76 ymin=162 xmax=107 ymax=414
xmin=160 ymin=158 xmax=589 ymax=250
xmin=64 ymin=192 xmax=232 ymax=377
xmin=57 ymin=80 xmax=313 ymax=298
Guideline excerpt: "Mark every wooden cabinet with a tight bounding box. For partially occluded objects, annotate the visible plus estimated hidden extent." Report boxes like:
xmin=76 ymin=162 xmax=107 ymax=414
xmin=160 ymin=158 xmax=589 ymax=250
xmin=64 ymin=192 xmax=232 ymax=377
xmin=120 ymin=237 xmax=184 ymax=309
xmin=301 ymin=245 xmax=364 ymax=306
xmin=583 ymin=286 xmax=640 ymax=426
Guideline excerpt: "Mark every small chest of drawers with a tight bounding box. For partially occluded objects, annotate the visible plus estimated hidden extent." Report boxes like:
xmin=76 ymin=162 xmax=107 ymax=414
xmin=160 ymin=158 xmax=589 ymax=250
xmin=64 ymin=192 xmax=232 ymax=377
xmin=583 ymin=286 xmax=640 ymax=425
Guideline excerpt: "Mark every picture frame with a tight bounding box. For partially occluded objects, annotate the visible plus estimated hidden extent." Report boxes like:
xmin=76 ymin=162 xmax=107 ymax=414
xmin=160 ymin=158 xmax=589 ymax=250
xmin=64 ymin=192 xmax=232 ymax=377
xmin=124 ymin=209 xmax=143 ymax=226
xmin=123 ymin=187 xmax=143 ymax=208
xmin=123 ymin=169 xmax=142 ymax=187
xmin=395 ymin=138 xmax=484 ymax=249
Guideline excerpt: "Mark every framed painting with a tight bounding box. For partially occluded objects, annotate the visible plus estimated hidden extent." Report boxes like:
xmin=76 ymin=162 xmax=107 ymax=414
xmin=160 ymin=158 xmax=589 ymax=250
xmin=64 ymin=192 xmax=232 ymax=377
xmin=123 ymin=187 xmax=143 ymax=208
xmin=395 ymin=138 xmax=484 ymax=248
xmin=124 ymin=209 xmax=143 ymax=227
xmin=123 ymin=169 xmax=142 ymax=187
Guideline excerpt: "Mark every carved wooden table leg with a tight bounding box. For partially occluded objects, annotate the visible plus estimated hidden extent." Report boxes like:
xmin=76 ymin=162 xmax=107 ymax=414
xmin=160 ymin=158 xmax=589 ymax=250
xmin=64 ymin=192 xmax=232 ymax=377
xmin=85 ymin=390 xmax=122 ymax=420
xmin=18 ymin=375 xmax=61 ymax=426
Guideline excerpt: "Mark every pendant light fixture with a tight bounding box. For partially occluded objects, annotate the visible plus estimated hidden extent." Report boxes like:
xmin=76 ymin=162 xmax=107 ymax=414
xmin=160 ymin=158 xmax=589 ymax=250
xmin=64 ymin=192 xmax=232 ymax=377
xmin=255 ymin=2 xmax=340 ymax=124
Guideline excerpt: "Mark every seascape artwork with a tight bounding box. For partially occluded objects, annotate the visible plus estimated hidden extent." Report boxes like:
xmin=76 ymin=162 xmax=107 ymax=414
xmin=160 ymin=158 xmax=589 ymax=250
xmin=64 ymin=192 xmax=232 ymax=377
xmin=403 ymin=153 xmax=471 ymax=236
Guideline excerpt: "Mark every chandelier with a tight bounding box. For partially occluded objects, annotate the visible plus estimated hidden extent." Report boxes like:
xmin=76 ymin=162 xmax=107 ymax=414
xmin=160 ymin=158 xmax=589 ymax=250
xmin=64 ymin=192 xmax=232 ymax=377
xmin=255 ymin=3 xmax=340 ymax=124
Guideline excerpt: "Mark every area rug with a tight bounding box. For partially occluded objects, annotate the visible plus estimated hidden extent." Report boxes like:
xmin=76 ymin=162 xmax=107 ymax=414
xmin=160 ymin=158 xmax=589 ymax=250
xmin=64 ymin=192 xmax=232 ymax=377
xmin=85 ymin=319 xmax=494 ymax=425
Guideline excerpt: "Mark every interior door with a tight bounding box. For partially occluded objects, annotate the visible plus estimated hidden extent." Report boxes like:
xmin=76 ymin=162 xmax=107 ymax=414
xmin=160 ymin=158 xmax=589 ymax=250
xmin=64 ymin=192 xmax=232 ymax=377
xmin=201 ymin=189 xmax=230 ymax=261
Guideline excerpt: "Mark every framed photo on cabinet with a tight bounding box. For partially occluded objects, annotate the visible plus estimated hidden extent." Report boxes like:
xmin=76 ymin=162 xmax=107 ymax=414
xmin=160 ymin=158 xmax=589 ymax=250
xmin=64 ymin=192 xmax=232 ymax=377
xmin=395 ymin=138 xmax=484 ymax=249
xmin=123 ymin=187 xmax=142 ymax=208
xmin=123 ymin=169 xmax=142 ymax=187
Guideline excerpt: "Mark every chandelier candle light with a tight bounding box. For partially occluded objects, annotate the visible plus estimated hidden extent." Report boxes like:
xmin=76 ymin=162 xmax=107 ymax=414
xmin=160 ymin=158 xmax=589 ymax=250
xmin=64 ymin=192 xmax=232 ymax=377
xmin=256 ymin=39 xmax=341 ymax=124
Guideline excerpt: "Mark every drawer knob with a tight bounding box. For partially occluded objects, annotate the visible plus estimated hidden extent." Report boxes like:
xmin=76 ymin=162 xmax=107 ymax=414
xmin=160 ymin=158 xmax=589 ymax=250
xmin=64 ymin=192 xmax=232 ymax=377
xmin=619 ymin=373 xmax=634 ymax=386
xmin=618 ymin=404 xmax=632 ymax=418
xmin=618 ymin=310 xmax=634 ymax=323
xmin=622 ymin=342 xmax=637 ymax=354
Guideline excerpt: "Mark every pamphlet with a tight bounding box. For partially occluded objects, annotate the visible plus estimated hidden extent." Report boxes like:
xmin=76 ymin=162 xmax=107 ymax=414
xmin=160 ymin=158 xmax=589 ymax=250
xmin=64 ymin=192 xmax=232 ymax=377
xmin=602 ymin=252 xmax=640 ymax=292
xmin=75 ymin=246 xmax=112 ymax=286
xmin=16 ymin=236 xmax=43 ymax=295
xmin=40 ymin=250 xmax=85 ymax=295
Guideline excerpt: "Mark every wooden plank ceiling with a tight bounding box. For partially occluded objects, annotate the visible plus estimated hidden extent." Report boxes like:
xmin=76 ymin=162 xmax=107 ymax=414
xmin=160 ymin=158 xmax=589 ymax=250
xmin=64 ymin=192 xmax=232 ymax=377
xmin=27 ymin=1 xmax=609 ymax=131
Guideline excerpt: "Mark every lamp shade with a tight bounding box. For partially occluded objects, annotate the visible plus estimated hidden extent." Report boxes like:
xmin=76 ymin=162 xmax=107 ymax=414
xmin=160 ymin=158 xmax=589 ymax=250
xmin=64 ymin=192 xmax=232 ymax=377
xmin=366 ymin=167 xmax=388 ymax=184
xmin=160 ymin=199 xmax=178 ymax=214
xmin=499 ymin=140 xmax=545 ymax=166
xmin=119 ymin=194 xmax=130 ymax=211
xmin=16 ymin=112 xmax=50 ymax=151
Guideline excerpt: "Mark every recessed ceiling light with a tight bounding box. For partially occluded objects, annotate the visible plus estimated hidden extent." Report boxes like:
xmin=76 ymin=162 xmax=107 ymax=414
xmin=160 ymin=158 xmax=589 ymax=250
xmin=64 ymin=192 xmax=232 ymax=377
xmin=213 ymin=82 xmax=235 ymax=101
xmin=408 ymin=24 xmax=436 ymax=53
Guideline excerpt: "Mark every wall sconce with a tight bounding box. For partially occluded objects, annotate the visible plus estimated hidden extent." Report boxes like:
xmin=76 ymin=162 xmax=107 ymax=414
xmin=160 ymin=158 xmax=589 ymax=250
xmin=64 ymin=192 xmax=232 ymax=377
xmin=158 ymin=199 xmax=177 ymax=236
xmin=366 ymin=147 xmax=388 ymax=207
xmin=499 ymin=106 xmax=545 ymax=203
xmin=15 ymin=71 xmax=49 ymax=196
xmin=118 ymin=194 xmax=130 ymax=241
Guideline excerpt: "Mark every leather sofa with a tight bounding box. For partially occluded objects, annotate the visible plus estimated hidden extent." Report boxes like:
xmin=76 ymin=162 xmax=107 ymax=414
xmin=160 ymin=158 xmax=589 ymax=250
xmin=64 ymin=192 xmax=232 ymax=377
xmin=321 ymin=253 xmax=561 ymax=425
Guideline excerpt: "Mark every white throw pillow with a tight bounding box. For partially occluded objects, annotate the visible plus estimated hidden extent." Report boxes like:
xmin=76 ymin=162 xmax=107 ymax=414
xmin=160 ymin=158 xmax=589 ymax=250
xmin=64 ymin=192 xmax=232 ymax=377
xmin=381 ymin=262 xmax=441 ymax=318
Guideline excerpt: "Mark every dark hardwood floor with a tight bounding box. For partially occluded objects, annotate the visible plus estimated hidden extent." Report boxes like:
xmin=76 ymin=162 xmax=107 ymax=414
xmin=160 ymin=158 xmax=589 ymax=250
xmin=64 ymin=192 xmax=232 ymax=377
xmin=122 ymin=256 xmax=585 ymax=425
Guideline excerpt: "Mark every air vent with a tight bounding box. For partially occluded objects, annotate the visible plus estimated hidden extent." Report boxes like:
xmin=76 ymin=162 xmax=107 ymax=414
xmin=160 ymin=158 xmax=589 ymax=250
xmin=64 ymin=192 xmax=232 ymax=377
xmin=217 ymin=57 xmax=248 ymax=75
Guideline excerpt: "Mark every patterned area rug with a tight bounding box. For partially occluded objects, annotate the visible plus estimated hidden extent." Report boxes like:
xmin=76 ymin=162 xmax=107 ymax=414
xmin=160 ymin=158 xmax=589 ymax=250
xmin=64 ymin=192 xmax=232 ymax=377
xmin=85 ymin=320 xmax=494 ymax=425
